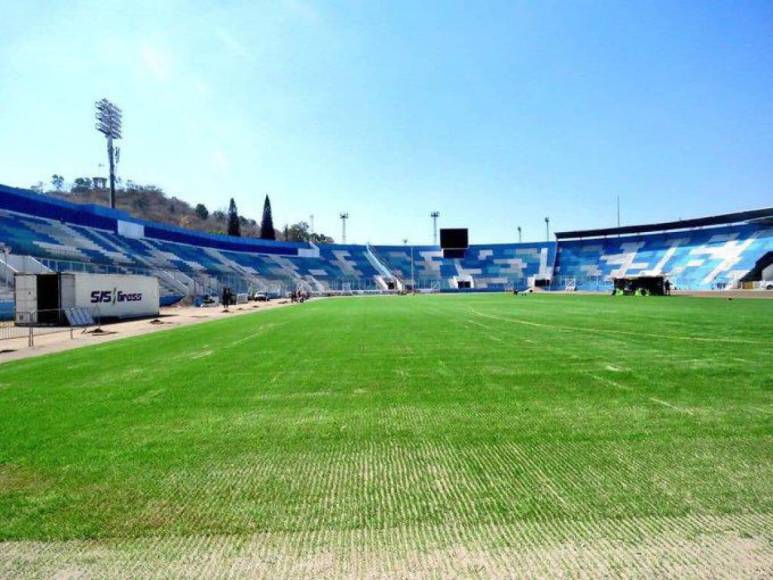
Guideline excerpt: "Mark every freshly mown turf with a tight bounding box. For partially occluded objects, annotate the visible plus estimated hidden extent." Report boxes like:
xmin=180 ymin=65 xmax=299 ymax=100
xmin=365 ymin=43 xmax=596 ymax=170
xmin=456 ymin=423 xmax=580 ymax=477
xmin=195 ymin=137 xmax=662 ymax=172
xmin=0 ymin=294 xmax=771 ymax=576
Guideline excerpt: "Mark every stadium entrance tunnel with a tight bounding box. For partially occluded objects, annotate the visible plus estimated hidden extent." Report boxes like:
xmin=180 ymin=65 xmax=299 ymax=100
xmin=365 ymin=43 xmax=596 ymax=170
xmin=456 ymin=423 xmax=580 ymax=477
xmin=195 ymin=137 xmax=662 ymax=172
xmin=740 ymin=252 xmax=773 ymax=284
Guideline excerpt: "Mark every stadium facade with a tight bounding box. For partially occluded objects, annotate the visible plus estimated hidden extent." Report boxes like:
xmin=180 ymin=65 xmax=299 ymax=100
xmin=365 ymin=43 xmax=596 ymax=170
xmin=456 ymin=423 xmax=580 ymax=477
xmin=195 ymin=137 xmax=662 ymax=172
xmin=0 ymin=183 xmax=771 ymax=315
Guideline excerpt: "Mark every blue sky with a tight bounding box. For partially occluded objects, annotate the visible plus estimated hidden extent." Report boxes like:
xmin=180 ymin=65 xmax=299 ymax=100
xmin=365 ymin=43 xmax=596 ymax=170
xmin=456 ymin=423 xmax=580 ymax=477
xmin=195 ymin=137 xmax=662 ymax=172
xmin=1 ymin=1 xmax=771 ymax=244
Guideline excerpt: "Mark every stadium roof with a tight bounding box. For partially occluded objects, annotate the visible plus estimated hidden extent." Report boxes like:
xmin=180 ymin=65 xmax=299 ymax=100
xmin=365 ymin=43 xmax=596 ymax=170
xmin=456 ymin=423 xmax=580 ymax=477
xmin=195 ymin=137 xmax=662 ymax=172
xmin=555 ymin=207 xmax=773 ymax=240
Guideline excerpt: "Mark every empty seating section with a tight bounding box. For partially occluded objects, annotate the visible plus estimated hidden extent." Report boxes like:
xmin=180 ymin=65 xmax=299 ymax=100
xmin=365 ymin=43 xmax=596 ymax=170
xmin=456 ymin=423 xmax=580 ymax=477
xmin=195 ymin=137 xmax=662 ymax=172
xmin=455 ymin=243 xmax=556 ymax=290
xmin=372 ymin=246 xmax=444 ymax=286
xmin=1 ymin=185 xmax=770 ymax=295
xmin=373 ymin=243 xmax=556 ymax=290
xmin=555 ymin=224 xmax=773 ymax=291
xmin=0 ymin=209 xmax=386 ymax=293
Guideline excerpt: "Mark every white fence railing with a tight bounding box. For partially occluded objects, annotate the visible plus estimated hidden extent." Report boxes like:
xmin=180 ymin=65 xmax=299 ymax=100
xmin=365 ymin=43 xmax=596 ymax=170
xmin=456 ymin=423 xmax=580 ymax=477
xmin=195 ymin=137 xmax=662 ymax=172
xmin=1 ymin=310 xmax=91 ymax=347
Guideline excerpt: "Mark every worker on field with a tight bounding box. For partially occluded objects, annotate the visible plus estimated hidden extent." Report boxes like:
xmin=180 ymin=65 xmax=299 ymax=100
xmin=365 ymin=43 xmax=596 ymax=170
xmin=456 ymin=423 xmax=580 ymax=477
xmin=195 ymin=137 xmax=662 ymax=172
xmin=221 ymin=287 xmax=235 ymax=310
xmin=664 ymin=279 xmax=671 ymax=295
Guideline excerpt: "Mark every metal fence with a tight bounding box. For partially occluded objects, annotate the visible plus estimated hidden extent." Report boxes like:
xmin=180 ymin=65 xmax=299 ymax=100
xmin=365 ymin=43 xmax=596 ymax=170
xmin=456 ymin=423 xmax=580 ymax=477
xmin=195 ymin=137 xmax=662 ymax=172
xmin=0 ymin=319 xmax=71 ymax=346
xmin=1 ymin=307 xmax=100 ymax=347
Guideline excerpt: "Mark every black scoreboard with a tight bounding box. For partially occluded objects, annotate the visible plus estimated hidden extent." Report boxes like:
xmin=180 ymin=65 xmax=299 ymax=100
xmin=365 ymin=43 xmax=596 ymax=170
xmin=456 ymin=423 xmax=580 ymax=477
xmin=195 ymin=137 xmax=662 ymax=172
xmin=440 ymin=228 xmax=468 ymax=258
xmin=440 ymin=228 xmax=468 ymax=249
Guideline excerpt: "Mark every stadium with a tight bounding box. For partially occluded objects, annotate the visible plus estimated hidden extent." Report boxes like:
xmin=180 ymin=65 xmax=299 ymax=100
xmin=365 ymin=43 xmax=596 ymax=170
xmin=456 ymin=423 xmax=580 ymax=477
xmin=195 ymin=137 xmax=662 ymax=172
xmin=2 ymin=0 xmax=773 ymax=576
xmin=1 ymin=183 xmax=771 ymax=308
xmin=0 ymin=181 xmax=772 ymax=577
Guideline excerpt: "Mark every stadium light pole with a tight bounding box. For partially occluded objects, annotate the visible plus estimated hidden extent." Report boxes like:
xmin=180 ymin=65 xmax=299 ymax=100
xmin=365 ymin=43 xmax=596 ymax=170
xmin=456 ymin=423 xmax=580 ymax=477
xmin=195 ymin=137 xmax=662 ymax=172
xmin=517 ymin=226 xmax=522 ymax=243
xmin=339 ymin=212 xmax=349 ymax=243
xmin=95 ymin=99 xmax=122 ymax=209
xmin=545 ymin=217 xmax=550 ymax=241
xmin=431 ymin=211 xmax=440 ymax=245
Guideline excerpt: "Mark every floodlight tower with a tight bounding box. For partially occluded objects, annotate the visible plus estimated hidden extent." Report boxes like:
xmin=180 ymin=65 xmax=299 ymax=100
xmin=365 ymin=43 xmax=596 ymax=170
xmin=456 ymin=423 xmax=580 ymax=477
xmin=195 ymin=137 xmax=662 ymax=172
xmin=95 ymin=99 xmax=122 ymax=209
xmin=339 ymin=212 xmax=349 ymax=243
xmin=544 ymin=217 xmax=551 ymax=241
xmin=430 ymin=211 xmax=440 ymax=245
xmin=517 ymin=226 xmax=522 ymax=243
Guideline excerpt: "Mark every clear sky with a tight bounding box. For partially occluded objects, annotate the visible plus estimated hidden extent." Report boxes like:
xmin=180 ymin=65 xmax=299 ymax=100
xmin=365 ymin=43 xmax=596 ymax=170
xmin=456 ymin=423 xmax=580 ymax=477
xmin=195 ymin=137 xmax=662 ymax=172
xmin=1 ymin=1 xmax=771 ymax=244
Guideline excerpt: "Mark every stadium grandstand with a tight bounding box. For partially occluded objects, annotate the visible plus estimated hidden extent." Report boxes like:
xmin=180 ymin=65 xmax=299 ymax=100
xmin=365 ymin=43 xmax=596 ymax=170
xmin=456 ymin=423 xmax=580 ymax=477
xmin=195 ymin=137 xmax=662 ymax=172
xmin=0 ymin=182 xmax=771 ymax=318
xmin=553 ymin=209 xmax=773 ymax=292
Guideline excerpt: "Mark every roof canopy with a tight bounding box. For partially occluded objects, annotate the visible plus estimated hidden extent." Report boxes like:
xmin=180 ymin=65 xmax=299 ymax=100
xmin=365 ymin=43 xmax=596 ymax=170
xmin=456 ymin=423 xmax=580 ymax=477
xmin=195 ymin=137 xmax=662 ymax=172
xmin=555 ymin=207 xmax=773 ymax=240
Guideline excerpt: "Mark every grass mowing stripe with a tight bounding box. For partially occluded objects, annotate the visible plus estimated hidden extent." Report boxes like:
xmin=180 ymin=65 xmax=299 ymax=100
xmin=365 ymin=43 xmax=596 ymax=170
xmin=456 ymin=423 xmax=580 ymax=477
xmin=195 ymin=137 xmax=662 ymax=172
xmin=469 ymin=307 xmax=764 ymax=344
xmin=0 ymin=294 xmax=770 ymax=569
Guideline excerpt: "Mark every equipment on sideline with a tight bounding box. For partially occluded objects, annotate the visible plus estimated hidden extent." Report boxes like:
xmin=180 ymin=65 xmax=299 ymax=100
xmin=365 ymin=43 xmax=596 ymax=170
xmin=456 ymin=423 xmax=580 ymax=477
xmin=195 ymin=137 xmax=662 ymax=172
xmin=15 ymin=273 xmax=159 ymax=325
xmin=613 ymin=276 xmax=666 ymax=296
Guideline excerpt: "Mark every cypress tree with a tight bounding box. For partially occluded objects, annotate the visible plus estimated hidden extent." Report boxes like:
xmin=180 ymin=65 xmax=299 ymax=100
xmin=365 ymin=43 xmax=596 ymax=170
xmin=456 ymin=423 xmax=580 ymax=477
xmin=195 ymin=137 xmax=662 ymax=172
xmin=260 ymin=194 xmax=276 ymax=240
xmin=227 ymin=198 xmax=241 ymax=237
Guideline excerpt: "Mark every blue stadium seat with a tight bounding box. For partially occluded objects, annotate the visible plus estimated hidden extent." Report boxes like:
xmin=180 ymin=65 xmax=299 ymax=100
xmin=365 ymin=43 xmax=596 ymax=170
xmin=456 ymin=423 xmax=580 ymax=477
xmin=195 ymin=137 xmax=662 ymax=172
xmin=1 ymin=184 xmax=770 ymax=297
xmin=554 ymin=224 xmax=773 ymax=291
xmin=373 ymin=243 xmax=556 ymax=290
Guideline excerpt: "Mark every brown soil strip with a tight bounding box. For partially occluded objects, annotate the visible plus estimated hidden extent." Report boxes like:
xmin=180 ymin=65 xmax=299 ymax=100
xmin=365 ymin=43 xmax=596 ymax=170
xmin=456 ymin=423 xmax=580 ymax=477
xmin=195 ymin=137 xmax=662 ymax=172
xmin=1 ymin=513 xmax=769 ymax=579
xmin=0 ymin=301 xmax=296 ymax=365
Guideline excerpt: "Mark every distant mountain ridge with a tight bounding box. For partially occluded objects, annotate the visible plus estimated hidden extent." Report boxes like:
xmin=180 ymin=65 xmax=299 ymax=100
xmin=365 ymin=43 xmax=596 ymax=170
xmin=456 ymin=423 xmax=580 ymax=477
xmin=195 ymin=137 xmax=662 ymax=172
xmin=46 ymin=185 xmax=261 ymax=238
xmin=35 ymin=182 xmax=333 ymax=243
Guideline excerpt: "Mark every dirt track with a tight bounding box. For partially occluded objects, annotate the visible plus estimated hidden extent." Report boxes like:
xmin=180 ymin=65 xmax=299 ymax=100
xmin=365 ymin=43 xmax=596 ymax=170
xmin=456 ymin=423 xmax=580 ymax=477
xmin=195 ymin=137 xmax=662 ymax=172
xmin=0 ymin=300 xmax=295 ymax=364
xmin=675 ymin=289 xmax=773 ymax=299
xmin=558 ymin=289 xmax=773 ymax=299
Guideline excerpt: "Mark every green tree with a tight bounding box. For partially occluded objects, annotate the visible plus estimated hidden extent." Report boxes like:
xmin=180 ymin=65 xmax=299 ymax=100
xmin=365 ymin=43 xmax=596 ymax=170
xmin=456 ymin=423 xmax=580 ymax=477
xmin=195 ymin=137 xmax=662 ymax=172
xmin=260 ymin=194 xmax=276 ymax=240
xmin=310 ymin=232 xmax=335 ymax=244
xmin=51 ymin=175 xmax=65 ymax=191
xmin=285 ymin=221 xmax=310 ymax=242
xmin=227 ymin=198 xmax=241 ymax=237
xmin=71 ymin=178 xmax=92 ymax=193
xmin=195 ymin=203 xmax=209 ymax=220
xmin=279 ymin=222 xmax=335 ymax=243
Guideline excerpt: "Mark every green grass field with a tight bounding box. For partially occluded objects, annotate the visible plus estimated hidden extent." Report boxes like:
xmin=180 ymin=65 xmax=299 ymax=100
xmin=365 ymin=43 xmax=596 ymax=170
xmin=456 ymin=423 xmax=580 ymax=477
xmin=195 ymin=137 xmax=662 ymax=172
xmin=1 ymin=294 xmax=771 ymax=577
